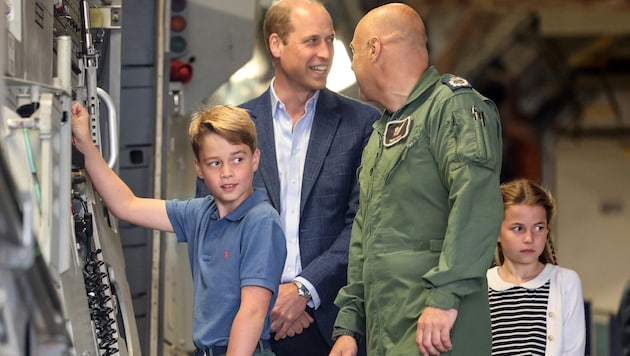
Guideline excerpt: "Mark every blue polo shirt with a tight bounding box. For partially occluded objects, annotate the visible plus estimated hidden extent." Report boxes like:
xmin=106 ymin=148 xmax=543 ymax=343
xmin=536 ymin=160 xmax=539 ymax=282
xmin=166 ymin=188 xmax=286 ymax=348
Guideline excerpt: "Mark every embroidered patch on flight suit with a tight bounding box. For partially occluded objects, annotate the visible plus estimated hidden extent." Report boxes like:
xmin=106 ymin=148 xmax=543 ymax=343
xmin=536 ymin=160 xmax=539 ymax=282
xmin=441 ymin=75 xmax=472 ymax=91
xmin=384 ymin=116 xmax=410 ymax=147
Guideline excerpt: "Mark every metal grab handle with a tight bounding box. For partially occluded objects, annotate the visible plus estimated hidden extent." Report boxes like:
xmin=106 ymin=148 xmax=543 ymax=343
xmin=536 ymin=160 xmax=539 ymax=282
xmin=96 ymin=87 xmax=118 ymax=169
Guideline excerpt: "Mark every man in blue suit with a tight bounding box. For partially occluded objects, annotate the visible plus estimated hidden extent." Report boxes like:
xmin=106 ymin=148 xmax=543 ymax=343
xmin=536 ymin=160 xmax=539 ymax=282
xmin=197 ymin=1 xmax=379 ymax=354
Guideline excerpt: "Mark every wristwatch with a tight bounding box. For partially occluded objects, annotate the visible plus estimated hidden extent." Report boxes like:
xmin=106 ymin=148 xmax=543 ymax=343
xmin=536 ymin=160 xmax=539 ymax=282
xmin=292 ymin=280 xmax=312 ymax=301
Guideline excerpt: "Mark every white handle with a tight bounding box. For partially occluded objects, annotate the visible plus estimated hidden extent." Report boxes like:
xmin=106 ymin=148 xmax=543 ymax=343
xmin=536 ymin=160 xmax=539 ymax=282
xmin=96 ymin=87 xmax=118 ymax=169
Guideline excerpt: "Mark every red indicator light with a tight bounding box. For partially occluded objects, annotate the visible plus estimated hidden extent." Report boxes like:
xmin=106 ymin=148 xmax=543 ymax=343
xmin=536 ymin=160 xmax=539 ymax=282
xmin=171 ymin=15 xmax=186 ymax=32
xmin=170 ymin=60 xmax=193 ymax=84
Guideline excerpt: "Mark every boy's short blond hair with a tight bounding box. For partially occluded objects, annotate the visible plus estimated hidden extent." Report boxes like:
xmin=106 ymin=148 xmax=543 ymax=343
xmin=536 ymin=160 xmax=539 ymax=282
xmin=189 ymin=105 xmax=257 ymax=160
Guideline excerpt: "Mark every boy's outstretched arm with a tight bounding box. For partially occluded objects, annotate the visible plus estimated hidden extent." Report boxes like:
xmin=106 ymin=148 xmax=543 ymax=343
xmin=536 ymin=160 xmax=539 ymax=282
xmin=227 ymin=286 xmax=272 ymax=356
xmin=71 ymin=102 xmax=174 ymax=232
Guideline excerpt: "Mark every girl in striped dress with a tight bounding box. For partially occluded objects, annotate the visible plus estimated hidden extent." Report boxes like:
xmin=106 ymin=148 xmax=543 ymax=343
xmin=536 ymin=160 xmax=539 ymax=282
xmin=487 ymin=179 xmax=585 ymax=356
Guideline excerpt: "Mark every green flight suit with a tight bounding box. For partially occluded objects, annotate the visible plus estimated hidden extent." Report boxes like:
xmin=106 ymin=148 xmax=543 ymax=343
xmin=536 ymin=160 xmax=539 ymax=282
xmin=334 ymin=66 xmax=503 ymax=355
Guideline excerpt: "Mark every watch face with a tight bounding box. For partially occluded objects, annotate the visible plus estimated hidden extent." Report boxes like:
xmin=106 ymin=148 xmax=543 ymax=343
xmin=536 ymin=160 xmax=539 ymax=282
xmin=294 ymin=281 xmax=311 ymax=299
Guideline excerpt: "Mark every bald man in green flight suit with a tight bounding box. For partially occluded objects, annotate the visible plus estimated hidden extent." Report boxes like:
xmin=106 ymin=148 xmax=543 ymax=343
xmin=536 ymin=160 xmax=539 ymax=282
xmin=331 ymin=3 xmax=504 ymax=356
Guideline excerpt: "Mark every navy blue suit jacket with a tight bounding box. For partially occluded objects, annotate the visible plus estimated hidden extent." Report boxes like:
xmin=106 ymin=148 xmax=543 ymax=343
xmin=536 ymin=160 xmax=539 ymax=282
xmin=197 ymin=88 xmax=380 ymax=344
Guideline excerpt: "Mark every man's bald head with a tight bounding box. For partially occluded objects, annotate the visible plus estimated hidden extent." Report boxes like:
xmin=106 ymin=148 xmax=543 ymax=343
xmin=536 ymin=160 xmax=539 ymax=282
xmin=358 ymin=3 xmax=427 ymax=51
xmin=350 ymin=3 xmax=430 ymax=112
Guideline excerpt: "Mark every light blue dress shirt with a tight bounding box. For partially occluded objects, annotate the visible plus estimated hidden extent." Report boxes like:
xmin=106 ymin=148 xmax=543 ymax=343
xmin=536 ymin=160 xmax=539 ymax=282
xmin=270 ymin=80 xmax=321 ymax=307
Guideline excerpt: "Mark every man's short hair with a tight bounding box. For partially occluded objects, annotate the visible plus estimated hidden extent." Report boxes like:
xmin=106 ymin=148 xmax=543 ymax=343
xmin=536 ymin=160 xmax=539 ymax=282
xmin=262 ymin=0 xmax=325 ymax=54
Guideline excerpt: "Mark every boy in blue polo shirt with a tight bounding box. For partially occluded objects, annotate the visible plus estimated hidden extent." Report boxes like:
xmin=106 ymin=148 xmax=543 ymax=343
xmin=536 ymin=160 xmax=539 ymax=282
xmin=71 ymin=103 xmax=285 ymax=356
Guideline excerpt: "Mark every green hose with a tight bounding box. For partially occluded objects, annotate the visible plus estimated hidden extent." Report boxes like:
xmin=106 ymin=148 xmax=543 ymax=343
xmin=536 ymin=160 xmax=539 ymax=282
xmin=22 ymin=127 xmax=42 ymax=211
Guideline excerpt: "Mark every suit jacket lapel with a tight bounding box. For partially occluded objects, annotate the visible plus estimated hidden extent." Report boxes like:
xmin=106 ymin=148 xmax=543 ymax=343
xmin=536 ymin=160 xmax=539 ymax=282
xmin=301 ymin=89 xmax=340 ymax=213
xmin=249 ymin=90 xmax=282 ymax=210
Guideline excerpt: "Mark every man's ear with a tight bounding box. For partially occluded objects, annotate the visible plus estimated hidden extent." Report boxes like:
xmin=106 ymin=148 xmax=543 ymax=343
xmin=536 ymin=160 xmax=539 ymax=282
xmin=368 ymin=37 xmax=381 ymax=62
xmin=269 ymin=33 xmax=282 ymax=58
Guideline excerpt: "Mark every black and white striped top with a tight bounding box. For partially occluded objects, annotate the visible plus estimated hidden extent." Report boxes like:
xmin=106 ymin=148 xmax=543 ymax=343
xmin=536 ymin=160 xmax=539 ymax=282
xmin=488 ymin=274 xmax=551 ymax=355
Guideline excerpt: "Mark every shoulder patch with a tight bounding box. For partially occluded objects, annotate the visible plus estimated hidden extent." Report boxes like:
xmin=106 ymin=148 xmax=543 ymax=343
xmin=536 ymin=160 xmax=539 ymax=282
xmin=441 ymin=75 xmax=472 ymax=91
